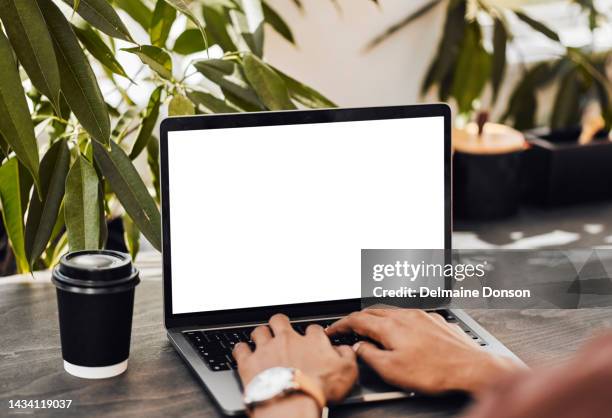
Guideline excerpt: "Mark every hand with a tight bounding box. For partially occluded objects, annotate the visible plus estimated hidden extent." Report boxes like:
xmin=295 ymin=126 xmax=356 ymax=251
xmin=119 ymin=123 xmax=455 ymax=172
xmin=326 ymin=309 xmax=521 ymax=395
xmin=464 ymin=333 xmax=612 ymax=418
xmin=233 ymin=314 xmax=358 ymax=417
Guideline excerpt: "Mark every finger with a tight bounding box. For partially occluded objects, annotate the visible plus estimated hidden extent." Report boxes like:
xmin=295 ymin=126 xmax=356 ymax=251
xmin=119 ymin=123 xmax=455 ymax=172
xmin=269 ymin=313 xmax=295 ymax=336
xmin=352 ymin=341 xmax=391 ymax=375
xmin=449 ymin=322 xmax=464 ymax=335
xmin=251 ymin=325 xmax=272 ymax=345
xmin=327 ymin=312 xmax=381 ymax=336
xmin=305 ymin=324 xmax=329 ymax=344
xmin=326 ymin=313 xmax=390 ymax=346
xmin=233 ymin=342 xmax=252 ymax=364
xmin=363 ymin=308 xmax=393 ymax=317
xmin=428 ymin=312 xmax=447 ymax=325
xmin=335 ymin=345 xmax=357 ymax=361
xmin=325 ymin=311 xmax=384 ymax=335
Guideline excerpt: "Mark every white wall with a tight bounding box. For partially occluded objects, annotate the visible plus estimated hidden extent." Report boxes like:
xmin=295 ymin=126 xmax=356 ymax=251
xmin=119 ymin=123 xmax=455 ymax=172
xmin=263 ymin=0 xmax=612 ymax=124
xmin=264 ymin=0 xmax=447 ymax=108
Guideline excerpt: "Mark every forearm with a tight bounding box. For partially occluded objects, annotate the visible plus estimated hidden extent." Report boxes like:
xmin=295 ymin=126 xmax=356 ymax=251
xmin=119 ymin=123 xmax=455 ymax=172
xmin=250 ymin=394 xmax=320 ymax=418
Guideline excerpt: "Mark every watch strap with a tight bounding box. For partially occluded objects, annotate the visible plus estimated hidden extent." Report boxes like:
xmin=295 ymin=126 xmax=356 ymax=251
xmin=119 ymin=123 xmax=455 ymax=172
xmin=293 ymin=369 xmax=326 ymax=410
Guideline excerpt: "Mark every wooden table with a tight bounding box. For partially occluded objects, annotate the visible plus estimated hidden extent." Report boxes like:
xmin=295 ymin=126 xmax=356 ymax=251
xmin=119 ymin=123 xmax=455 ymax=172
xmin=2 ymin=267 xmax=612 ymax=418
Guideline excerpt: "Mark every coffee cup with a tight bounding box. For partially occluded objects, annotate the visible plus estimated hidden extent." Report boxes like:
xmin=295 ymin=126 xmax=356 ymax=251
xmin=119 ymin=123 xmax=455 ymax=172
xmin=52 ymin=250 xmax=140 ymax=379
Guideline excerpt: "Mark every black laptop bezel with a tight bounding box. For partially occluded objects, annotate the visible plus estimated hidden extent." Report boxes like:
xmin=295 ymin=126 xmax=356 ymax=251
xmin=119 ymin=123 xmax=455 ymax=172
xmin=160 ymin=104 xmax=452 ymax=329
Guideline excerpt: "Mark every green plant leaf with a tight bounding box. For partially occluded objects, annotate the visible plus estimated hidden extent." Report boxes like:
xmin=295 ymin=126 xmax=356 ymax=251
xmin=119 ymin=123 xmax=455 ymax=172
xmin=514 ymin=11 xmax=560 ymax=42
xmin=204 ymin=0 xmax=237 ymax=8
xmin=18 ymin=159 xmax=33 ymax=218
xmin=566 ymin=48 xmax=612 ymax=92
xmin=123 ymin=45 xmax=173 ymax=80
xmin=0 ymin=133 xmax=8 ymax=158
xmin=150 ymin=0 xmax=176 ymax=47
xmin=169 ymin=94 xmax=196 ymax=116
xmin=593 ymin=71 xmax=612 ymax=129
xmin=274 ymin=68 xmax=336 ymax=108
xmin=173 ymin=28 xmax=206 ymax=54
xmin=65 ymin=155 xmax=100 ymax=251
xmin=230 ymin=0 xmax=265 ymax=57
xmin=202 ymin=2 xmax=237 ymax=52
xmin=98 ymin=181 xmax=108 ymax=248
xmin=243 ymin=53 xmax=296 ymax=110
xmin=0 ymin=0 xmax=61 ymax=110
xmin=491 ymin=18 xmax=508 ymax=103
xmin=130 ymin=86 xmax=162 ymax=159
xmin=93 ymin=141 xmax=161 ymax=251
xmin=0 ymin=158 xmax=30 ymax=272
xmin=147 ymin=136 xmax=161 ymax=204
xmin=187 ymin=90 xmax=241 ymax=113
xmin=221 ymin=88 xmax=264 ymax=111
xmin=502 ymin=61 xmax=560 ymax=130
xmin=551 ymin=69 xmax=582 ymax=130
xmin=73 ymin=24 xmax=130 ymax=79
xmin=39 ymin=199 xmax=66 ymax=269
xmin=421 ymin=0 xmax=466 ymax=96
xmin=194 ymin=58 xmax=263 ymax=107
xmin=24 ymin=139 xmax=70 ymax=267
xmin=0 ymin=30 xmax=40 ymax=191
xmin=111 ymin=110 xmax=135 ymax=143
xmin=62 ymin=0 xmax=134 ymax=42
xmin=41 ymin=0 xmax=111 ymax=145
xmin=451 ymin=22 xmax=491 ymax=114
xmin=163 ymin=0 xmax=207 ymax=49
xmin=122 ymin=213 xmax=140 ymax=260
xmin=262 ymin=1 xmax=294 ymax=44
xmin=113 ymin=0 xmax=152 ymax=31
xmin=364 ymin=0 xmax=441 ymax=51
xmin=49 ymin=200 xmax=66 ymax=246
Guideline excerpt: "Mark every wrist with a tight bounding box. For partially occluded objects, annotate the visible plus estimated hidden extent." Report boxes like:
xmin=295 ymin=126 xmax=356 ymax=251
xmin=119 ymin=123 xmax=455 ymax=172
xmin=461 ymin=352 xmax=523 ymax=396
xmin=250 ymin=393 xmax=320 ymax=418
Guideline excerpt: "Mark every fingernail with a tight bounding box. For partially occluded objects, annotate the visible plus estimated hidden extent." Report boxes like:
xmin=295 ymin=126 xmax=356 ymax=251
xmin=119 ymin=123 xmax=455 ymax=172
xmin=352 ymin=342 xmax=362 ymax=352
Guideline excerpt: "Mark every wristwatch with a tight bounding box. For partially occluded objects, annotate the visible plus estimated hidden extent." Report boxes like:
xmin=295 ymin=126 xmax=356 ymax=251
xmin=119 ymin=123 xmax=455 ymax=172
xmin=243 ymin=367 xmax=326 ymax=411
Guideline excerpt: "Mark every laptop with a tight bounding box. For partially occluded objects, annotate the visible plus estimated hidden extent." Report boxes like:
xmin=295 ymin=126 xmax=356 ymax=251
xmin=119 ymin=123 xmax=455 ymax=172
xmin=159 ymin=105 xmax=521 ymax=415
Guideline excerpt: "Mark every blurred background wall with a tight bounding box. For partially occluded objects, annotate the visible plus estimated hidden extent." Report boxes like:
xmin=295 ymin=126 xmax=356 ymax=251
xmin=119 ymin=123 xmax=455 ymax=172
xmin=264 ymin=0 xmax=445 ymax=108
xmin=263 ymin=0 xmax=612 ymax=123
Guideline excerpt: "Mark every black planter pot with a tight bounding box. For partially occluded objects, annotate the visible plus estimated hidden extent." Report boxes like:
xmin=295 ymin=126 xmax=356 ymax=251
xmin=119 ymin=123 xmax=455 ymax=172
xmin=522 ymin=127 xmax=612 ymax=206
xmin=453 ymin=150 xmax=523 ymax=220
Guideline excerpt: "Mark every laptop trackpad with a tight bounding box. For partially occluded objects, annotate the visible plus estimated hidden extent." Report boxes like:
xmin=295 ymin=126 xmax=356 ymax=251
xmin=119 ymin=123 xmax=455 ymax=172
xmin=351 ymin=363 xmax=401 ymax=397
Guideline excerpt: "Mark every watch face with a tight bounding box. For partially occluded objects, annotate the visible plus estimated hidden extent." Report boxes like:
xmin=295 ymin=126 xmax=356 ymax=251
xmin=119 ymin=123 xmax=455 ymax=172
xmin=245 ymin=367 xmax=295 ymax=403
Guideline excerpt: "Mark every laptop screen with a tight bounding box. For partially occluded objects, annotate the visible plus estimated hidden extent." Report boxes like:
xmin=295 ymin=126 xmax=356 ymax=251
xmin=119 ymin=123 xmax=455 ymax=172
xmin=167 ymin=116 xmax=445 ymax=314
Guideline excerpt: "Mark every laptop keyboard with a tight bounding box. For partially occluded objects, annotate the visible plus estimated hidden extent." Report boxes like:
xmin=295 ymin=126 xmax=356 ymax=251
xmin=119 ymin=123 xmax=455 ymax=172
xmin=183 ymin=310 xmax=487 ymax=372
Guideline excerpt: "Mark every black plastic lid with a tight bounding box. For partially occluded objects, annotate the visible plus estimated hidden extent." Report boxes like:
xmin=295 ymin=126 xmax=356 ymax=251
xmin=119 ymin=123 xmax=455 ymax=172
xmin=52 ymin=250 xmax=139 ymax=294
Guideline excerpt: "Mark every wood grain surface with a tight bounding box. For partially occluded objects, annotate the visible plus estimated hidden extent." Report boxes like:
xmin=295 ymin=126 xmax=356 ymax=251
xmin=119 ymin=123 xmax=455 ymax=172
xmin=1 ymin=275 xmax=611 ymax=418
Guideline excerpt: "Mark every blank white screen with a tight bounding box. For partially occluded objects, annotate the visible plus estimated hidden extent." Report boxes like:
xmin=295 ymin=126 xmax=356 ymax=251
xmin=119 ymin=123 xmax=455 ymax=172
xmin=168 ymin=117 xmax=445 ymax=314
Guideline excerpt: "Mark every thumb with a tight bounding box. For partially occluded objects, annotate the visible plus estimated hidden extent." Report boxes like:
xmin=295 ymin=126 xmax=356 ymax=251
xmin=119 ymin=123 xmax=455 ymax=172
xmin=353 ymin=341 xmax=390 ymax=374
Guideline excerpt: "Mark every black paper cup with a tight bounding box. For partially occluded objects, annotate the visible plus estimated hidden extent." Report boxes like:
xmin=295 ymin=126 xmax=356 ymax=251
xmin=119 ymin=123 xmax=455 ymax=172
xmin=52 ymin=250 xmax=140 ymax=379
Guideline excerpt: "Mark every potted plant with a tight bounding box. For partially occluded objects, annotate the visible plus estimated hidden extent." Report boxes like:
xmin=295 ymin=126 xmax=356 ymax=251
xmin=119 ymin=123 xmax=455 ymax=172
xmin=504 ymin=51 xmax=612 ymax=205
xmin=364 ymin=0 xmax=612 ymax=216
xmin=0 ymin=0 xmax=337 ymax=276
xmin=365 ymin=0 xmax=530 ymax=219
